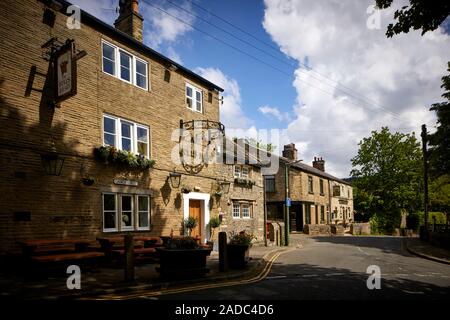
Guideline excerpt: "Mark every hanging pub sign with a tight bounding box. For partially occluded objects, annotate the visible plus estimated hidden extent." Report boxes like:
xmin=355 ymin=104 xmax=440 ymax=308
xmin=54 ymin=40 xmax=77 ymax=103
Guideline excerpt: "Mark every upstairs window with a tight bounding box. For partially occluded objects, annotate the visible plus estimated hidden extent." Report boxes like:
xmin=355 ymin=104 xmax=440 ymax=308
xmin=308 ymin=176 xmax=314 ymax=193
xmin=319 ymin=179 xmax=324 ymax=195
xmin=102 ymin=40 xmax=148 ymax=90
xmin=186 ymin=83 xmax=202 ymax=113
xmin=234 ymin=165 xmax=250 ymax=178
xmin=232 ymin=202 xmax=253 ymax=219
xmin=103 ymin=114 xmax=149 ymax=158
xmin=265 ymin=176 xmax=275 ymax=192
xmin=333 ymin=185 xmax=340 ymax=197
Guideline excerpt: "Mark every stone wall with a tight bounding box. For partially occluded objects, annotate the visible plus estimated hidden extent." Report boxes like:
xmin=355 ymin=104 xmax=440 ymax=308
xmin=303 ymin=224 xmax=331 ymax=236
xmin=350 ymin=223 xmax=371 ymax=235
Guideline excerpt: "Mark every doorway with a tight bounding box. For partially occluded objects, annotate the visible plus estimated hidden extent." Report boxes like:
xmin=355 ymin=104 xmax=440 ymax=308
xmin=189 ymin=199 xmax=202 ymax=241
xmin=290 ymin=204 xmax=303 ymax=232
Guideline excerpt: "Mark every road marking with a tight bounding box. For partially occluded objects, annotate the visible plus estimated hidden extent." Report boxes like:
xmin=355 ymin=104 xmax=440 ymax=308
xmin=357 ymin=247 xmax=370 ymax=256
xmin=266 ymin=275 xmax=287 ymax=279
xmin=302 ymin=274 xmax=319 ymax=278
xmin=402 ymin=290 xmax=424 ymax=295
xmin=325 ymin=273 xmax=345 ymax=276
xmin=86 ymin=247 xmax=297 ymax=300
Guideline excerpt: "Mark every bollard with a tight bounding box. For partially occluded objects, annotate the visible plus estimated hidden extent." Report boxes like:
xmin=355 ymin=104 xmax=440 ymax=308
xmin=219 ymin=231 xmax=228 ymax=272
xmin=124 ymin=233 xmax=135 ymax=281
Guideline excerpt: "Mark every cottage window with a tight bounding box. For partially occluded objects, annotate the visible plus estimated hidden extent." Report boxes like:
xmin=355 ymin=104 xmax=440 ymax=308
xmin=265 ymin=176 xmax=275 ymax=192
xmin=233 ymin=203 xmax=240 ymax=218
xmin=103 ymin=193 xmax=117 ymax=231
xmin=319 ymin=179 xmax=324 ymax=195
xmin=308 ymin=176 xmax=314 ymax=193
xmin=121 ymin=195 xmax=134 ymax=230
xmin=232 ymin=202 xmax=253 ymax=219
xmin=333 ymin=185 xmax=340 ymax=197
xmin=321 ymin=205 xmax=325 ymax=223
xmin=186 ymin=83 xmax=202 ymax=113
xmin=234 ymin=165 xmax=250 ymax=178
xmin=119 ymin=50 xmax=132 ymax=83
xmin=102 ymin=40 xmax=148 ymax=90
xmin=103 ymin=114 xmax=150 ymax=158
xmin=137 ymin=195 xmax=150 ymax=230
xmin=102 ymin=193 xmax=150 ymax=232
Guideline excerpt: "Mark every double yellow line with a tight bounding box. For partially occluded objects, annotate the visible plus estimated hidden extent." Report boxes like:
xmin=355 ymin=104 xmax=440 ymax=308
xmin=89 ymin=247 xmax=295 ymax=300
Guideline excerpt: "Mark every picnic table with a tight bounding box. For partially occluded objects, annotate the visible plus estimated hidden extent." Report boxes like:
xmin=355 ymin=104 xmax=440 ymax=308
xmin=96 ymin=236 xmax=161 ymax=263
xmin=17 ymin=238 xmax=103 ymax=265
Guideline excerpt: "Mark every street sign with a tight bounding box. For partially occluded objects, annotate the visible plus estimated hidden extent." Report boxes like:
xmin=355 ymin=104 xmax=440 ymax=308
xmin=285 ymin=197 xmax=291 ymax=207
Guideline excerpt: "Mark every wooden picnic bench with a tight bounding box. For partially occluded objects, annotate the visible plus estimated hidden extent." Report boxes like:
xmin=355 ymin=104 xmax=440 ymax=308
xmin=17 ymin=239 xmax=104 ymax=276
xmin=96 ymin=236 xmax=161 ymax=264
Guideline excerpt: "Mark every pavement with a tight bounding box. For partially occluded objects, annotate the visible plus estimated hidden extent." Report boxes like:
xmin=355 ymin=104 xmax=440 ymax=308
xmin=0 ymin=243 xmax=287 ymax=300
xmin=405 ymin=237 xmax=450 ymax=265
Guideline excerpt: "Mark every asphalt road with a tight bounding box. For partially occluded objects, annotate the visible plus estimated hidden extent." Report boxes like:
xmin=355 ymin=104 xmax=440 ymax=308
xmin=159 ymin=235 xmax=450 ymax=300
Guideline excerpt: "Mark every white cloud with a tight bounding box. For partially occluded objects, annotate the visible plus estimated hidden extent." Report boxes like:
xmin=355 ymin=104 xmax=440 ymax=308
xmin=70 ymin=0 xmax=117 ymax=24
xmin=258 ymin=105 xmax=289 ymax=121
xmin=263 ymin=0 xmax=450 ymax=177
xmin=140 ymin=0 xmax=194 ymax=49
xmin=195 ymin=67 xmax=253 ymax=130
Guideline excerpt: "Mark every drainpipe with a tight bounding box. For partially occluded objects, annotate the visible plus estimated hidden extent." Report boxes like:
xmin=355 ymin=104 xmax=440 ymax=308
xmin=263 ymin=174 xmax=267 ymax=247
xmin=328 ymin=180 xmax=332 ymax=224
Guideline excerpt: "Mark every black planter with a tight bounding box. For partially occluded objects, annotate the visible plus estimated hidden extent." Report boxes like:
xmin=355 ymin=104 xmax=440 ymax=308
xmin=155 ymin=247 xmax=212 ymax=279
xmin=227 ymin=244 xmax=250 ymax=269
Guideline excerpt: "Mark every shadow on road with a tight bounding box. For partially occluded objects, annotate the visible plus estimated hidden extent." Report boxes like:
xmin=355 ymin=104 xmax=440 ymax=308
xmin=310 ymin=236 xmax=412 ymax=257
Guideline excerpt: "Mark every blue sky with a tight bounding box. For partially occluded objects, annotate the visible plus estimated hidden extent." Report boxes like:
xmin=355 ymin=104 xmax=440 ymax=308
xmin=71 ymin=0 xmax=450 ymax=177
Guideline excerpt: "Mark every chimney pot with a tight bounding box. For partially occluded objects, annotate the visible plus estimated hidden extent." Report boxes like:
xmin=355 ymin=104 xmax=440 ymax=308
xmin=312 ymin=156 xmax=325 ymax=172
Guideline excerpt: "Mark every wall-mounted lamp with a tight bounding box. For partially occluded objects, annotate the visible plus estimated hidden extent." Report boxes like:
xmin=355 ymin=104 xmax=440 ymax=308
xmin=220 ymin=180 xmax=231 ymax=194
xmin=41 ymin=141 xmax=64 ymax=176
xmin=168 ymin=64 xmax=178 ymax=71
xmin=169 ymin=170 xmax=181 ymax=188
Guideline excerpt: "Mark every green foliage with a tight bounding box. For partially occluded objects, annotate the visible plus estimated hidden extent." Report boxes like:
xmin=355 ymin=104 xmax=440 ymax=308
xmin=429 ymin=62 xmax=450 ymax=178
xmin=165 ymin=237 xmax=199 ymax=250
xmin=234 ymin=177 xmax=256 ymax=187
xmin=375 ymin=0 xmax=450 ymax=37
xmin=208 ymin=216 xmax=222 ymax=239
xmin=184 ymin=217 xmax=198 ymax=236
xmin=229 ymin=230 xmax=256 ymax=246
xmin=429 ymin=175 xmax=450 ymax=213
xmin=93 ymin=146 xmax=155 ymax=170
xmin=351 ymin=127 xmax=423 ymax=233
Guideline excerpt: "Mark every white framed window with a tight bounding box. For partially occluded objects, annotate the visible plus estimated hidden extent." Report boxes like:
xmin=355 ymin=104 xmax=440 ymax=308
xmin=121 ymin=195 xmax=134 ymax=231
xmin=103 ymin=193 xmax=151 ymax=232
xmin=103 ymin=115 xmax=117 ymax=147
xmin=102 ymin=40 xmax=148 ymax=90
xmin=186 ymin=83 xmax=202 ymax=113
xmin=102 ymin=114 xmax=150 ymax=158
xmin=241 ymin=167 xmax=249 ymax=178
xmin=137 ymin=195 xmax=150 ymax=230
xmin=103 ymin=193 xmax=118 ymax=232
xmin=233 ymin=203 xmax=240 ymax=219
xmin=234 ymin=166 xmax=241 ymax=178
xmin=232 ymin=202 xmax=253 ymax=219
xmin=234 ymin=165 xmax=250 ymax=178
xmin=242 ymin=203 xmax=251 ymax=219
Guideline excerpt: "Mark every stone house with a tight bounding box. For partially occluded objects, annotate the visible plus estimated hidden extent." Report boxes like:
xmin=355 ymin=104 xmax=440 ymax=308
xmin=0 ymin=0 xmax=264 ymax=254
xmin=265 ymin=144 xmax=353 ymax=233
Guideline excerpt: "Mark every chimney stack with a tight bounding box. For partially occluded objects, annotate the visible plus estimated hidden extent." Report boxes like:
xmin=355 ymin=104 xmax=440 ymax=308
xmin=282 ymin=143 xmax=298 ymax=161
xmin=312 ymin=157 xmax=325 ymax=172
xmin=114 ymin=0 xmax=144 ymax=42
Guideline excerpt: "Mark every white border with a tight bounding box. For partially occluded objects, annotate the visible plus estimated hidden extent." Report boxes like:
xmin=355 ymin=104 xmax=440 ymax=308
xmin=183 ymin=192 xmax=210 ymax=243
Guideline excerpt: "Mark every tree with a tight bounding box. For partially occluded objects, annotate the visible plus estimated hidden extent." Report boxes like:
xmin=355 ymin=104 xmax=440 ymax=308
xmin=375 ymin=0 xmax=450 ymax=37
xmin=351 ymin=127 xmax=423 ymax=233
xmin=428 ymin=62 xmax=450 ymax=177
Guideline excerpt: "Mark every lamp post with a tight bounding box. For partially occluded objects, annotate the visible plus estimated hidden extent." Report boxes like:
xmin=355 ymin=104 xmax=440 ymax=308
xmin=284 ymin=159 xmax=302 ymax=246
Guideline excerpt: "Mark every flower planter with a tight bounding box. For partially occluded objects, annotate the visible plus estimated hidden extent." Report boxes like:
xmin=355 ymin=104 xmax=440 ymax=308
xmin=155 ymin=247 xmax=212 ymax=279
xmin=227 ymin=244 xmax=250 ymax=269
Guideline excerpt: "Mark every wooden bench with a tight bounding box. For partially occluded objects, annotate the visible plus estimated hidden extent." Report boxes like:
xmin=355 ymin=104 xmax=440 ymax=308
xmin=96 ymin=236 xmax=160 ymax=264
xmin=17 ymin=239 xmax=104 ymax=276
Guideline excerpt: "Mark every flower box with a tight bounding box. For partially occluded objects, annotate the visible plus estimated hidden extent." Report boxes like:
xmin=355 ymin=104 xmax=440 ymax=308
xmin=227 ymin=244 xmax=251 ymax=269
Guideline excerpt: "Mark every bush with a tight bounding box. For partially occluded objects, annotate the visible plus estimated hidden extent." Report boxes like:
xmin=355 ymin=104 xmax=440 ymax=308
xmin=208 ymin=216 xmax=221 ymax=239
xmin=184 ymin=217 xmax=198 ymax=236
xmin=229 ymin=231 xmax=256 ymax=246
xmin=165 ymin=237 xmax=199 ymax=250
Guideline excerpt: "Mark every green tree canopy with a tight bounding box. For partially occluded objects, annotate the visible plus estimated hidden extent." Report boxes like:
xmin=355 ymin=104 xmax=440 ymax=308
xmin=375 ymin=0 xmax=450 ymax=37
xmin=428 ymin=62 xmax=450 ymax=177
xmin=351 ymin=127 xmax=422 ymax=232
